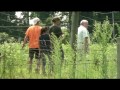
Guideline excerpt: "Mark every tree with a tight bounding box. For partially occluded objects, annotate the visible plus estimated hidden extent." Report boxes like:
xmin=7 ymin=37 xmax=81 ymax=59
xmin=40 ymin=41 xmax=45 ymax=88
xmin=30 ymin=12 xmax=51 ymax=26
xmin=0 ymin=12 xmax=17 ymax=37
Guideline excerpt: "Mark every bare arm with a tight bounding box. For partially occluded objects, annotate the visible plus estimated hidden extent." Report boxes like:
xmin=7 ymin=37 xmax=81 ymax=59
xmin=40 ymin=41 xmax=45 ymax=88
xmin=22 ymin=35 xmax=29 ymax=49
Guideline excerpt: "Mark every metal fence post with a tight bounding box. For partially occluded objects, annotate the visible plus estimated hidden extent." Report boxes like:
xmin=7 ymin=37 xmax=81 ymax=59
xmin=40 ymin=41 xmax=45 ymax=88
xmin=117 ymin=37 xmax=120 ymax=79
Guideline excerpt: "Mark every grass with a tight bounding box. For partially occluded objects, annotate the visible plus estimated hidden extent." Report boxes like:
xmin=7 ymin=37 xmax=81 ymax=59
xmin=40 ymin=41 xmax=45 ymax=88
xmin=0 ymin=42 xmax=117 ymax=79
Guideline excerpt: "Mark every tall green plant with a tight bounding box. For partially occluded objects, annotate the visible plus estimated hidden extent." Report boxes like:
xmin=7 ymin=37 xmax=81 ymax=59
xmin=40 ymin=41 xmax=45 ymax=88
xmin=93 ymin=18 xmax=113 ymax=78
xmin=50 ymin=34 xmax=63 ymax=78
xmin=115 ymin=23 xmax=120 ymax=37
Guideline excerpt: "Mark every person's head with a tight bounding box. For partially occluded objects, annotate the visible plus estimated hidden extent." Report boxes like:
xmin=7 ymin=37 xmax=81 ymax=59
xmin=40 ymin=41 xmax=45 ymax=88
xmin=33 ymin=17 xmax=40 ymax=25
xmin=52 ymin=17 xmax=61 ymax=26
xmin=80 ymin=20 xmax=88 ymax=29
xmin=41 ymin=26 xmax=49 ymax=34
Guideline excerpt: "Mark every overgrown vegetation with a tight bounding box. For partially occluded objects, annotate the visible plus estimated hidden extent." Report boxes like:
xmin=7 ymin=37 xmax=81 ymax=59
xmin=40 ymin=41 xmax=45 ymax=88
xmin=0 ymin=32 xmax=16 ymax=44
xmin=0 ymin=20 xmax=118 ymax=78
xmin=92 ymin=18 xmax=113 ymax=78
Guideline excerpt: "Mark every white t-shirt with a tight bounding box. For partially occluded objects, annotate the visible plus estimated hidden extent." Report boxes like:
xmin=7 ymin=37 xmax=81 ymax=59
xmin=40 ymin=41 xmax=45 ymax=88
xmin=77 ymin=25 xmax=90 ymax=49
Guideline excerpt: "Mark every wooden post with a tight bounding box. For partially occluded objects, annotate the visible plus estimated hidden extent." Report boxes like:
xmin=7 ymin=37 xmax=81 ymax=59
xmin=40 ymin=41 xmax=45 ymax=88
xmin=117 ymin=37 xmax=120 ymax=78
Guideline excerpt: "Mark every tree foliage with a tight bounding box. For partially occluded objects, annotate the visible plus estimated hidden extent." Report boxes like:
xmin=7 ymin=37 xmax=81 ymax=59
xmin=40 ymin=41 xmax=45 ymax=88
xmin=0 ymin=11 xmax=120 ymax=40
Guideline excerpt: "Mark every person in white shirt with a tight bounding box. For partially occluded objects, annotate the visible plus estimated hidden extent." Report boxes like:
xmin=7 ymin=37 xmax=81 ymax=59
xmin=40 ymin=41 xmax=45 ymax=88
xmin=77 ymin=20 xmax=90 ymax=53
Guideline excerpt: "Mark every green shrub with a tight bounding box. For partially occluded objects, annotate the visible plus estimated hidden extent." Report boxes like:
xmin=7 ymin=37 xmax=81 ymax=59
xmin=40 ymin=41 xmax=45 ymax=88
xmin=93 ymin=18 xmax=113 ymax=78
xmin=61 ymin=27 xmax=70 ymax=44
xmin=0 ymin=32 xmax=16 ymax=43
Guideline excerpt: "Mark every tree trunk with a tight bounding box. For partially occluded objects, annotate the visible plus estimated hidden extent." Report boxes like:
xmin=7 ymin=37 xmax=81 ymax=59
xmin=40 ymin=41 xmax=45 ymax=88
xmin=70 ymin=12 xmax=80 ymax=49
xmin=70 ymin=12 xmax=80 ymax=78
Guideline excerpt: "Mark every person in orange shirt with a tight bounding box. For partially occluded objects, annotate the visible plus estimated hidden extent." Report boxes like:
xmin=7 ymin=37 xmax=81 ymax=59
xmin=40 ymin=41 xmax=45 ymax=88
xmin=22 ymin=17 xmax=42 ymax=73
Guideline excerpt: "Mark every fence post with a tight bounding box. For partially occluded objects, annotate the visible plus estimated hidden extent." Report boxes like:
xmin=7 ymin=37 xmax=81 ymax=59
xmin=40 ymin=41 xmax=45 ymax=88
xmin=117 ymin=37 xmax=120 ymax=79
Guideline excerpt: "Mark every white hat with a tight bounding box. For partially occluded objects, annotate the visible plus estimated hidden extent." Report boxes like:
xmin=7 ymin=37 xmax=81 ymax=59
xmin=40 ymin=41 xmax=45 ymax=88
xmin=33 ymin=17 xmax=40 ymax=25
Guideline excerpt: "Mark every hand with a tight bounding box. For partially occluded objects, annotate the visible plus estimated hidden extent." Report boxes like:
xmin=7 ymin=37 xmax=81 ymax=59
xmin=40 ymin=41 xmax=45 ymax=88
xmin=84 ymin=45 xmax=88 ymax=53
xmin=22 ymin=43 xmax=25 ymax=49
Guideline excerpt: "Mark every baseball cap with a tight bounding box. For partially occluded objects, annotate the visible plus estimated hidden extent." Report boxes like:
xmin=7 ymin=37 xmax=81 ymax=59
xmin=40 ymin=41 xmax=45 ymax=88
xmin=33 ymin=17 xmax=40 ymax=25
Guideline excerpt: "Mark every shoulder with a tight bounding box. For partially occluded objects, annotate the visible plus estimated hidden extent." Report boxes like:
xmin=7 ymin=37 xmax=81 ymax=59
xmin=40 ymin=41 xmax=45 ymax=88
xmin=50 ymin=25 xmax=60 ymax=29
xmin=80 ymin=26 xmax=87 ymax=32
xmin=26 ymin=26 xmax=33 ymax=32
xmin=27 ymin=26 xmax=33 ymax=30
xmin=78 ymin=26 xmax=83 ymax=32
xmin=49 ymin=25 xmax=54 ymax=29
xmin=39 ymin=26 xmax=42 ymax=29
xmin=30 ymin=25 xmax=42 ymax=29
xmin=28 ymin=25 xmax=34 ymax=29
xmin=49 ymin=25 xmax=53 ymax=28
xmin=55 ymin=26 xmax=61 ymax=30
xmin=35 ymin=25 xmax=42 ymax=29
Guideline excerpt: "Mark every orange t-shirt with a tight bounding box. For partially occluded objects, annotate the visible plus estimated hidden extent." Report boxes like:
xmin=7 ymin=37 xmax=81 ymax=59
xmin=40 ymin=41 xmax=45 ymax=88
xmin=25 ymin=25 xmax=42 ymax=48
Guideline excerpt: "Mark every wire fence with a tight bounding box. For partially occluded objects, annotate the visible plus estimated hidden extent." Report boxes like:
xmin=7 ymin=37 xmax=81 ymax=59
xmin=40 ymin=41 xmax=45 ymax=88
xmin=0 ymin=23 xmax=118 ymax=79
xmin=0 ymin=39 xmax=117 ymax=79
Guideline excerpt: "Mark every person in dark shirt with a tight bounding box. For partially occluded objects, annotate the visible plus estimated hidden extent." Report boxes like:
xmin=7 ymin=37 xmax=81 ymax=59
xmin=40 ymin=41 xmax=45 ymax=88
xmin=39 ymin=26 xmax=51 ymax=75
xmin=49 ymin=17 xmax=62 ymax=38
xmin=49 ymin=17 xmax=64 ymax=61
xmin=40 ymin=27 xmax=51 ymax=52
